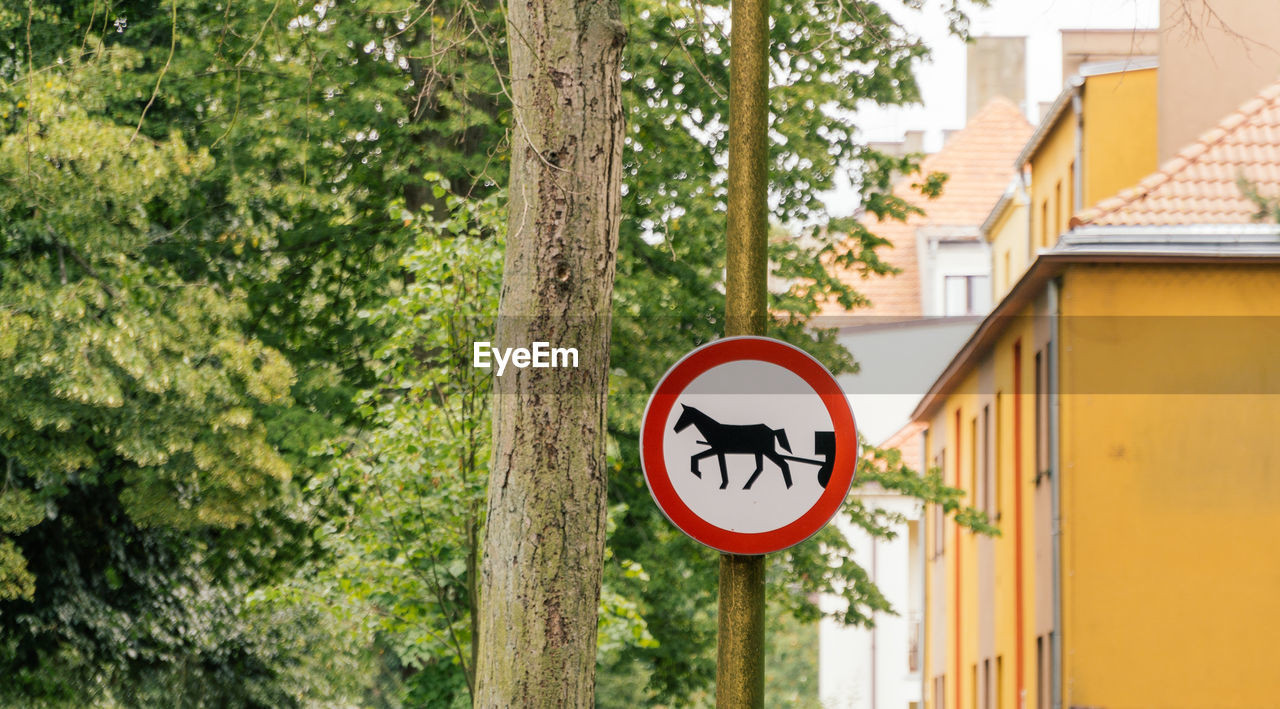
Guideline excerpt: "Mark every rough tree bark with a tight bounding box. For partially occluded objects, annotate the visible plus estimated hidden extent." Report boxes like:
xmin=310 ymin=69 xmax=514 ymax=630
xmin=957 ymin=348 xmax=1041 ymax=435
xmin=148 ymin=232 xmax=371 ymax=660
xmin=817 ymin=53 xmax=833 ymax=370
xmin=472 ymin=0 xmax=625 ymax=702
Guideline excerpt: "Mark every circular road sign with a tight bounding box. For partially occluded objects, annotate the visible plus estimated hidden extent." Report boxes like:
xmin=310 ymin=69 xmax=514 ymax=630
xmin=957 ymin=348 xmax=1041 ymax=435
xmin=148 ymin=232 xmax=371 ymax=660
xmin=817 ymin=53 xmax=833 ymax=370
xmin=640 ymin=336 xmax=858 ymax=555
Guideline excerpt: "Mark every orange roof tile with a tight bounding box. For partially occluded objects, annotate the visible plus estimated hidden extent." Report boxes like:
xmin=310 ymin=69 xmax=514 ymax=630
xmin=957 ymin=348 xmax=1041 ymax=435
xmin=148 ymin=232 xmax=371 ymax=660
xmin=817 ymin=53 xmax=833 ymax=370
xmin=878 ymin=421 xmax=926 ymax=474
xmin=1075 ymin=80 xmax=1280 ymax=227
xmin=824 ymin=98 xmax=1033 ymax=318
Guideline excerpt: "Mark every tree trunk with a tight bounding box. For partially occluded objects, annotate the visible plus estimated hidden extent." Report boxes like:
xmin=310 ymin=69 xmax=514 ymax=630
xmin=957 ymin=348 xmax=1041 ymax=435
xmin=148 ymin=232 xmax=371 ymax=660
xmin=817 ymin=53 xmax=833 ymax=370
xmin=473 ymin=0 xmax=625 ymax=702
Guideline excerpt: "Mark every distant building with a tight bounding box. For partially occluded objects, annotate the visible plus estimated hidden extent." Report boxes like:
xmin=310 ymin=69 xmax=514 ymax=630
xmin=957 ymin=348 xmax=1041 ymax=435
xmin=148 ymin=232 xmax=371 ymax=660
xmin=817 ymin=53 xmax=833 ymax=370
xmin=868 ymin=130 xmax=927 ymax=161
xmin=1059 ymin=28 xmax=1158 ymax=85
xmin=1156 ymin=0 xmax=1280 ymax=162
xmin=918 ymin=73 xmax=1280 ymax=709
xmin=978 ymin=181 xmax=1028 ymax=305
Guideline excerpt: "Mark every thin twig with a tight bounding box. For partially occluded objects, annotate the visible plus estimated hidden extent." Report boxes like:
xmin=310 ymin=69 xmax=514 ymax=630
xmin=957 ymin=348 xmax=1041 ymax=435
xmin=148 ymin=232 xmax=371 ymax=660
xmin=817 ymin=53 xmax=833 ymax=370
xmin=129 ymin=0 xmax=178 ymax=146
xmin=46 ymin=229 xmax=116 ymax=300
xmin=24 ymin=1 xmax=35 ymax=192
xmin=236 ymin=0 xmax=282 ymax=68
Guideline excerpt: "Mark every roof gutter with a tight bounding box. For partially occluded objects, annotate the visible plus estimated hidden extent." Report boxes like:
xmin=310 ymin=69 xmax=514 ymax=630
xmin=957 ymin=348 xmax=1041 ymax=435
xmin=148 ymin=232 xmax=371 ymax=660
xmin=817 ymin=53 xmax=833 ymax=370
xmin=979 ymin=181 xmax=1021 ymax=240
xmin=1015 ymin=78 xmax=1082 ymax=170
xmin=1057 ymin=224 xmax=1280 ymax=259
xmin=910 ymin=256 xmax=1062 ymax=422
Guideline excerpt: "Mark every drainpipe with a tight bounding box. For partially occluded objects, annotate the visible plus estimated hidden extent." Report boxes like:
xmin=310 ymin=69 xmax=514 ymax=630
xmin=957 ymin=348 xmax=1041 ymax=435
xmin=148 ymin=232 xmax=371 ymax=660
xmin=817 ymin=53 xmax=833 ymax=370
xmin=1048 ymin=278 xmax=1063 ymax=709
xmin=1071 ymin=83 xmax=1084 ymax=215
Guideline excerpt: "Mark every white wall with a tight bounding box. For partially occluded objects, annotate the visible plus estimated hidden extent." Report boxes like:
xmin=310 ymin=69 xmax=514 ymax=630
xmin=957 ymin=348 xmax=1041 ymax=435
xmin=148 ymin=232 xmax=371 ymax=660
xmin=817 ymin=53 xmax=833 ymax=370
xmin=836 ymin=317 xmax=982 ymax=445
xmin=920 ymin=239 xmax=992 ymax=318
xmin=819 ymin=493 xmax=923 ymax=709
xmin=825 ymin=278 xmax=986 ymax=709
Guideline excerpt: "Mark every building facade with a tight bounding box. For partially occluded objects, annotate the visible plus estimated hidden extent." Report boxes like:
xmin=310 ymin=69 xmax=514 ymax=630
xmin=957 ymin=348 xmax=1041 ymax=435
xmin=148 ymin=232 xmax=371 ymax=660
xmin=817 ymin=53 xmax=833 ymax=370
xmin=918 ymin=76 xmax=1280 ymax=709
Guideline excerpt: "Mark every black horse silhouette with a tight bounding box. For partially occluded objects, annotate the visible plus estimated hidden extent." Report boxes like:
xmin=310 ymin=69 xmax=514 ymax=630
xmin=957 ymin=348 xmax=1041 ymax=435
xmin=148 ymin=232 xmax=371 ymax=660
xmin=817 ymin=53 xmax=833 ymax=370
xmin=673 ymin=405 xmax=796 ymax=490
xmin=673 ymin=405 xmax=838 ymax=490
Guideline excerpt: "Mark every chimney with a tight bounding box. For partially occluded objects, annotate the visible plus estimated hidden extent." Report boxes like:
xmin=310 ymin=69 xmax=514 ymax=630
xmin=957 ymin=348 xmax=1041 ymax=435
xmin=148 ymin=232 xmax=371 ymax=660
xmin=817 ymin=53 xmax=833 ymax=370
xmin=1038 ymin=101 xmax=1056 ymax=124
xmin=903 ymin=130 xmax=925 ymax=155
xmin=966 ymin=36 xmax=1027 ymax=120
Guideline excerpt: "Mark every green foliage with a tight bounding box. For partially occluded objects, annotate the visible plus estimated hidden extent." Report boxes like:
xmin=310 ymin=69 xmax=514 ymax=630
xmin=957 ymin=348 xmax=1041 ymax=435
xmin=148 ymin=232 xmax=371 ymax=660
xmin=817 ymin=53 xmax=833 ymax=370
xmin=320 ymin=190 xmax=503 ymax=705
xmin=0 ymin=487 xmax=42 ymax=600
xmin=763 ymin=601 xmax=824 ymax=709
xmin=595 ymin=600 xmax=823 ymax=709
xmin=1238 ymin=175 xmax=1280 ymax=222
xmin=0 ymin=0 xmax=992 ymax=703
xmin=0 ymin=478 xmax=386 ymax=707
xmin=0 ymin=82 xmax=300 ymax=702
xmin=0 ymin=60 xmax=387 ymax=704
xmin=0 ymin=1 xmax=449 ymax=701
xmin=0 ymin=74 xmax=293 ymax=529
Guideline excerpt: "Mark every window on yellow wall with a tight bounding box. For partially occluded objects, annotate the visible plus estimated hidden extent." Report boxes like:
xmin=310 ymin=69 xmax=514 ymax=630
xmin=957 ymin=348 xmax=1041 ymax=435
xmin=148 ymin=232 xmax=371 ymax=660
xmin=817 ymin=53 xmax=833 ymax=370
xmin=969 ymin=417 xmax=979 ymax=516
xmin=1002 ymin=251 xmax=1010 ymax=292
xmin=930 ymin=503 xmax=940 ymax=558
xmin=1038 ymin=633 xmax=1052 ymax=709
xmin=971 ymin=664 xmax=978 ymax=709
xmin=983 ymin=658 xmax=992 ymax=709
xmin=982 ymin=404 xmax=992 ymax=518
xmin=935 ymin=676 xmax=946 ymax=709
xmin=1034 ymin=351 xmax=1046 ymax=483
xmin=932 ymin=451 xmax=945 ymax=557
xmin=1054 ymin=180 xmax=1063 ymax=243
xmin=1039 ymin=200 xmax=1048 ymax=248
xmin=996 ymin=655 xmax=1004 ymax=709
xmin=994 ymin=395 xmax=1003 ymax=523
xmin=1066 ymin=161 xmax=1075 ymax=225
xmin=1036 ymin=636 xmax=1044 ymax=709
xmin=1046 ymin=631 xmax=1055 ymax=705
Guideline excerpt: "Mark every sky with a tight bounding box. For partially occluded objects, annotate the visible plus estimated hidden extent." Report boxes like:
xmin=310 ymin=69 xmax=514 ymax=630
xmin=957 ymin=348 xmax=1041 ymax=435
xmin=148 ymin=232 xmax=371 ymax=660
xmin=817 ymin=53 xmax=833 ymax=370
xmin=823 ymin=0 xmax=1160 ymax=214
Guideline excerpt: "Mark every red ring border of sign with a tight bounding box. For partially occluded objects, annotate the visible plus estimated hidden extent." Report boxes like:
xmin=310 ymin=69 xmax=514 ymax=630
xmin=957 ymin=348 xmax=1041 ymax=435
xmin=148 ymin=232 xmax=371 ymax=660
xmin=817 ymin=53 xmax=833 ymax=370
xmin=640 ymin=336 xmax=858 ymax=555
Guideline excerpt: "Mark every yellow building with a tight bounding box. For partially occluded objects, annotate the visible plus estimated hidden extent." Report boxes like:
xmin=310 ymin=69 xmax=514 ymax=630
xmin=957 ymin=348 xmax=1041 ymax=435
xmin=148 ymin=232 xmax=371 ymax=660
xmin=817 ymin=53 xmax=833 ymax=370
xmin=980 ymin=181 xmax=1028 ymax=303
xmin=992 ymin=60 xmax=1159 ymax=297
xmin=919 ymin=80 xmax=1280 ymax=709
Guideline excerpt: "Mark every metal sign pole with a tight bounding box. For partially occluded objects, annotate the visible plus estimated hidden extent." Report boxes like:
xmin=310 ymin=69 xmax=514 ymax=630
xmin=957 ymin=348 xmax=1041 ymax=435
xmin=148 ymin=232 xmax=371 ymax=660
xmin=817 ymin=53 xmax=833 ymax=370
xmin=720 ymin=0 xmax=769 ymax=700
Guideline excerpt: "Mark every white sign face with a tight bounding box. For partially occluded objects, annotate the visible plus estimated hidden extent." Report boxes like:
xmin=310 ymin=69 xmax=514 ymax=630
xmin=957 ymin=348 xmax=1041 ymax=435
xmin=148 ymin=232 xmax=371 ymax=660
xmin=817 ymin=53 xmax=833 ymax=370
xmin=640 ymin=337 xmax=858 ymax=555
xmin=662 ymin=360 xmax=832 ymax=533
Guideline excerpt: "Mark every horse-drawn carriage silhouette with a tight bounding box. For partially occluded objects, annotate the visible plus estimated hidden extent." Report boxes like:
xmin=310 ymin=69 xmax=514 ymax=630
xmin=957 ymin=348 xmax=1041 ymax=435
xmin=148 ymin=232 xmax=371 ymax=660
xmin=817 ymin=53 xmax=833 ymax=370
xmin=673 ymin=404 xmax=836 ymax=490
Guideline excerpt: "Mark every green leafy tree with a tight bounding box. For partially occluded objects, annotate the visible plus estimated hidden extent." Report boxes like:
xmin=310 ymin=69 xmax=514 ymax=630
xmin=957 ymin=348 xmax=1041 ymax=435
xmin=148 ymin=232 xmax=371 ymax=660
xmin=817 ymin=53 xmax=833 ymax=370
xmin=0 ymin=1 xmax=456 ymax=701
xmin=0 ymin=63 xmax=336 ymax=705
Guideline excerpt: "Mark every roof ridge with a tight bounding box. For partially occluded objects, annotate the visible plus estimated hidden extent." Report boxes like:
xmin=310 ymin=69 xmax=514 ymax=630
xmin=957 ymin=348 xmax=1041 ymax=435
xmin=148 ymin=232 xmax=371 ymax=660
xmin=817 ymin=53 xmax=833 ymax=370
xmin=1076 ymin=76 xmax=1280 ymax=225
xmin=972 ymin=95 xmax=1026 ymax=117
xmin=893 ymin=97 xmax=1031 ymax=188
